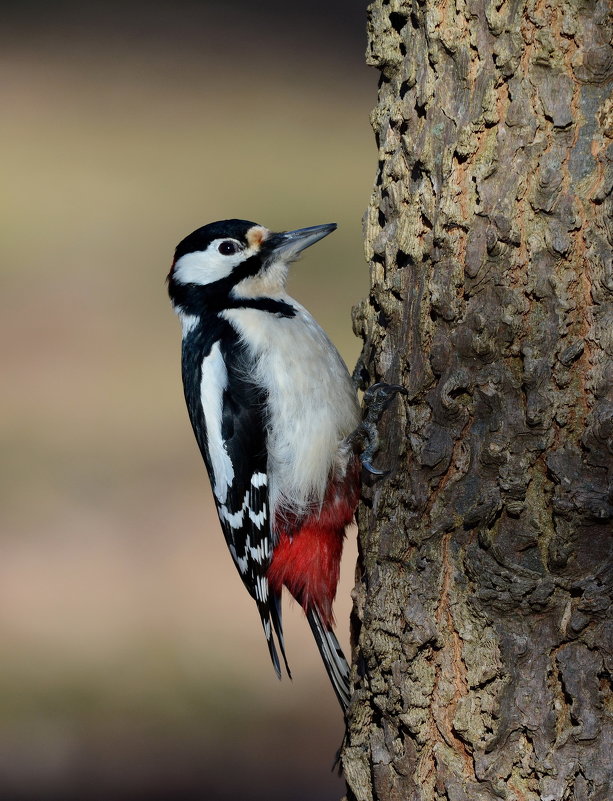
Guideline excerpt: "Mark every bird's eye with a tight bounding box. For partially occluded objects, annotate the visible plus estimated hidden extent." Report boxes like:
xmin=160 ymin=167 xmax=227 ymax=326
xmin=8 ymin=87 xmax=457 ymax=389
xmin=218 ymin=240 xmax=240 ymax=256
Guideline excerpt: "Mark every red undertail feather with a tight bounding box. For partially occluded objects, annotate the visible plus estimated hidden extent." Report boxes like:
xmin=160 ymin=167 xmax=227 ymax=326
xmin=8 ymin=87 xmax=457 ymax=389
xmin=267 ymin=457 xmax=360 ymax=627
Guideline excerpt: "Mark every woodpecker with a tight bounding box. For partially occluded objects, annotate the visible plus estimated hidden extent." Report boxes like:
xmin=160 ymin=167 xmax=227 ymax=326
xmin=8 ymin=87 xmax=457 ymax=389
xmin=168 ymin=219 xmax=366 ymax=709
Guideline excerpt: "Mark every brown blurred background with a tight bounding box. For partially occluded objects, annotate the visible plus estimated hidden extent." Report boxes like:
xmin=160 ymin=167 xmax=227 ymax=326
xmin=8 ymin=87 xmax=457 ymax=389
xmin=1 ymin=2 xmax=375 ymax=799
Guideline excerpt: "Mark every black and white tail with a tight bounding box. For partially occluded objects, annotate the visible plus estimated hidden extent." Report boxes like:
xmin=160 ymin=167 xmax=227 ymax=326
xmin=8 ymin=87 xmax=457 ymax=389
xmin=307 ymin=607 xmax=351 ymax=711
xmin=259 ymin=592 xmax=292 ymax=680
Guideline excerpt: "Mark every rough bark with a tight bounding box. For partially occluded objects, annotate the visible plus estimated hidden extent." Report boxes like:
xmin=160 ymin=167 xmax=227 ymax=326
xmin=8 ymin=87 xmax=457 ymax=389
xmin=343 ymin=1 xmax=613 ymax=799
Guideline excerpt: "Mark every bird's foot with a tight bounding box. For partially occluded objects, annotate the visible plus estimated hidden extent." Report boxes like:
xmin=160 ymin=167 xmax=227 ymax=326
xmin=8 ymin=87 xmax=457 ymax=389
xmin=350 ymin=382 xmax=407 ymax=477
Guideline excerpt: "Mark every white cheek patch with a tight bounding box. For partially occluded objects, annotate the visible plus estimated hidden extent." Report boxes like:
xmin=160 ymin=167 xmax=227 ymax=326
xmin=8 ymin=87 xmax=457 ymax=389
xmin=173 ymin=239 xmax=246 ymax=286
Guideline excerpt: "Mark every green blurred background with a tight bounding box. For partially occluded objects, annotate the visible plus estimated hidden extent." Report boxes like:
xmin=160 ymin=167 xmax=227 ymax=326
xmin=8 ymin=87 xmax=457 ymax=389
xmin=1 ymin=2 xmax=375 ymax=799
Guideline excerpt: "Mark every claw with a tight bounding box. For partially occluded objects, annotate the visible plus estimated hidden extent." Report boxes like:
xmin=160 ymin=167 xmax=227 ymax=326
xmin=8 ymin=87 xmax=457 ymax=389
xmin=354 ymin=382 xmax=407 ymax=478
xmin=363 ymin=382 xmax=407 ymax=412
xmin=362 ymin=461 xmax=389 ymax=477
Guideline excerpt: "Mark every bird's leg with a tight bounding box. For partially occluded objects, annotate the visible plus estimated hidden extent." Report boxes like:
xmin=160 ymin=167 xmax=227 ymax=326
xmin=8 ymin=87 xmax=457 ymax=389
xmin=348 ymin=382 xmax=407 ymax=477
xmin=351 ymin=350 xmax=371 ymax=393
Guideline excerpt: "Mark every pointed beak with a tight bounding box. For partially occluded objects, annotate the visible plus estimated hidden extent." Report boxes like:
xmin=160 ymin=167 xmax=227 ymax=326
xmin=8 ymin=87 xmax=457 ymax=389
xmin=267 ymin=223 xmax=337 ymax=261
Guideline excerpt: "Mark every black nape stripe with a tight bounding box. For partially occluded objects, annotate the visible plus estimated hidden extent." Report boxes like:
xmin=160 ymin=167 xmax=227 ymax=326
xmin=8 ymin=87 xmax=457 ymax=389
xmin=228 ymin=298 xmax=296 ymax=318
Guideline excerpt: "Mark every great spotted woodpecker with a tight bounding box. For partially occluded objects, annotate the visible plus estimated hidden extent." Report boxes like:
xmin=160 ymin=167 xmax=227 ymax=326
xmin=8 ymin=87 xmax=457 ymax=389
xmin=168 ymin=219 xmax=393 ymax=710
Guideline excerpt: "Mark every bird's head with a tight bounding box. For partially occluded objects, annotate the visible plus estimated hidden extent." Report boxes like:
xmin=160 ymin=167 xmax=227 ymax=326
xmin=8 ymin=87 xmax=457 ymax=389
xmin=167 ymin=219 xmax=336 ymax=310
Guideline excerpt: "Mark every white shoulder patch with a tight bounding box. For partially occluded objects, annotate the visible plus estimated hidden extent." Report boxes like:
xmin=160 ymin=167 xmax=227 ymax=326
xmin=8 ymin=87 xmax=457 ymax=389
xmin=200 ymin=341 xmax=234 ymax=503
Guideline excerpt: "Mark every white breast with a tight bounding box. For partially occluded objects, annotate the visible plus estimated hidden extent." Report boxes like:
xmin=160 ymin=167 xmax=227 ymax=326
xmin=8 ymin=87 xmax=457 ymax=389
xmin=221 ymin=301 xmax=359 ymax=521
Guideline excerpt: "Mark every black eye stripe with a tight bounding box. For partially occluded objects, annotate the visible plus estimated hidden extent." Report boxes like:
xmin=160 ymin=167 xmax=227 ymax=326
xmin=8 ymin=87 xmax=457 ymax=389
xmin=219 ymin=240 xmax=240 ymax=256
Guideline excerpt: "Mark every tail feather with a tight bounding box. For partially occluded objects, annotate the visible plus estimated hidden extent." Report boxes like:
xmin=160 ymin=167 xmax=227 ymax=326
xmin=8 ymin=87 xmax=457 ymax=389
xmin=270 ymin=592 xmax=292 ymax=678
xmin=258 ymin=593 xmax=292 ymax=680
xmin=307 ymin=607 xmax=351 ymax=711
xmin=259 ymin=609 xmax=282 ymax=679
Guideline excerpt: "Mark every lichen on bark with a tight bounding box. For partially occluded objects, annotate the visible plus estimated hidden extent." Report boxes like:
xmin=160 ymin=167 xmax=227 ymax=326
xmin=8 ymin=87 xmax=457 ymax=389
xmin=343 ymin=1 xmax=613 ymax=799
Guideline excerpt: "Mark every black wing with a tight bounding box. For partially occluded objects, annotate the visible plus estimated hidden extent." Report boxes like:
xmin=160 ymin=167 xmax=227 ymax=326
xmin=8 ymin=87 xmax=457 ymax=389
xmin=182 ymin=326 xmax=289 ymax=678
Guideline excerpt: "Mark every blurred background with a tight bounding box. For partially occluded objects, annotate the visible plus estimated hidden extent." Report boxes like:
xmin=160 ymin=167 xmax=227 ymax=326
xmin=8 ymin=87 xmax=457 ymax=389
xmin=1 ymin=2 xmax=375 ymax=799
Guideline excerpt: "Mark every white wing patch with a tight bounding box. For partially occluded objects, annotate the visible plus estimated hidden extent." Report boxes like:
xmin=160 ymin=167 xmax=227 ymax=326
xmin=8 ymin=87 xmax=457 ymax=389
xmin=200 ymin=342 xmax=234 ymax=503
xmin=251 ymin=472 xmax=267 ymax=488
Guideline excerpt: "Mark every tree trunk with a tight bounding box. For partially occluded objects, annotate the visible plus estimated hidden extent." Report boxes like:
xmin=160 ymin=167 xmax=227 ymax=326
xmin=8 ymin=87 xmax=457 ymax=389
xmin=343 ymin=1 xmax=613 ymax=799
